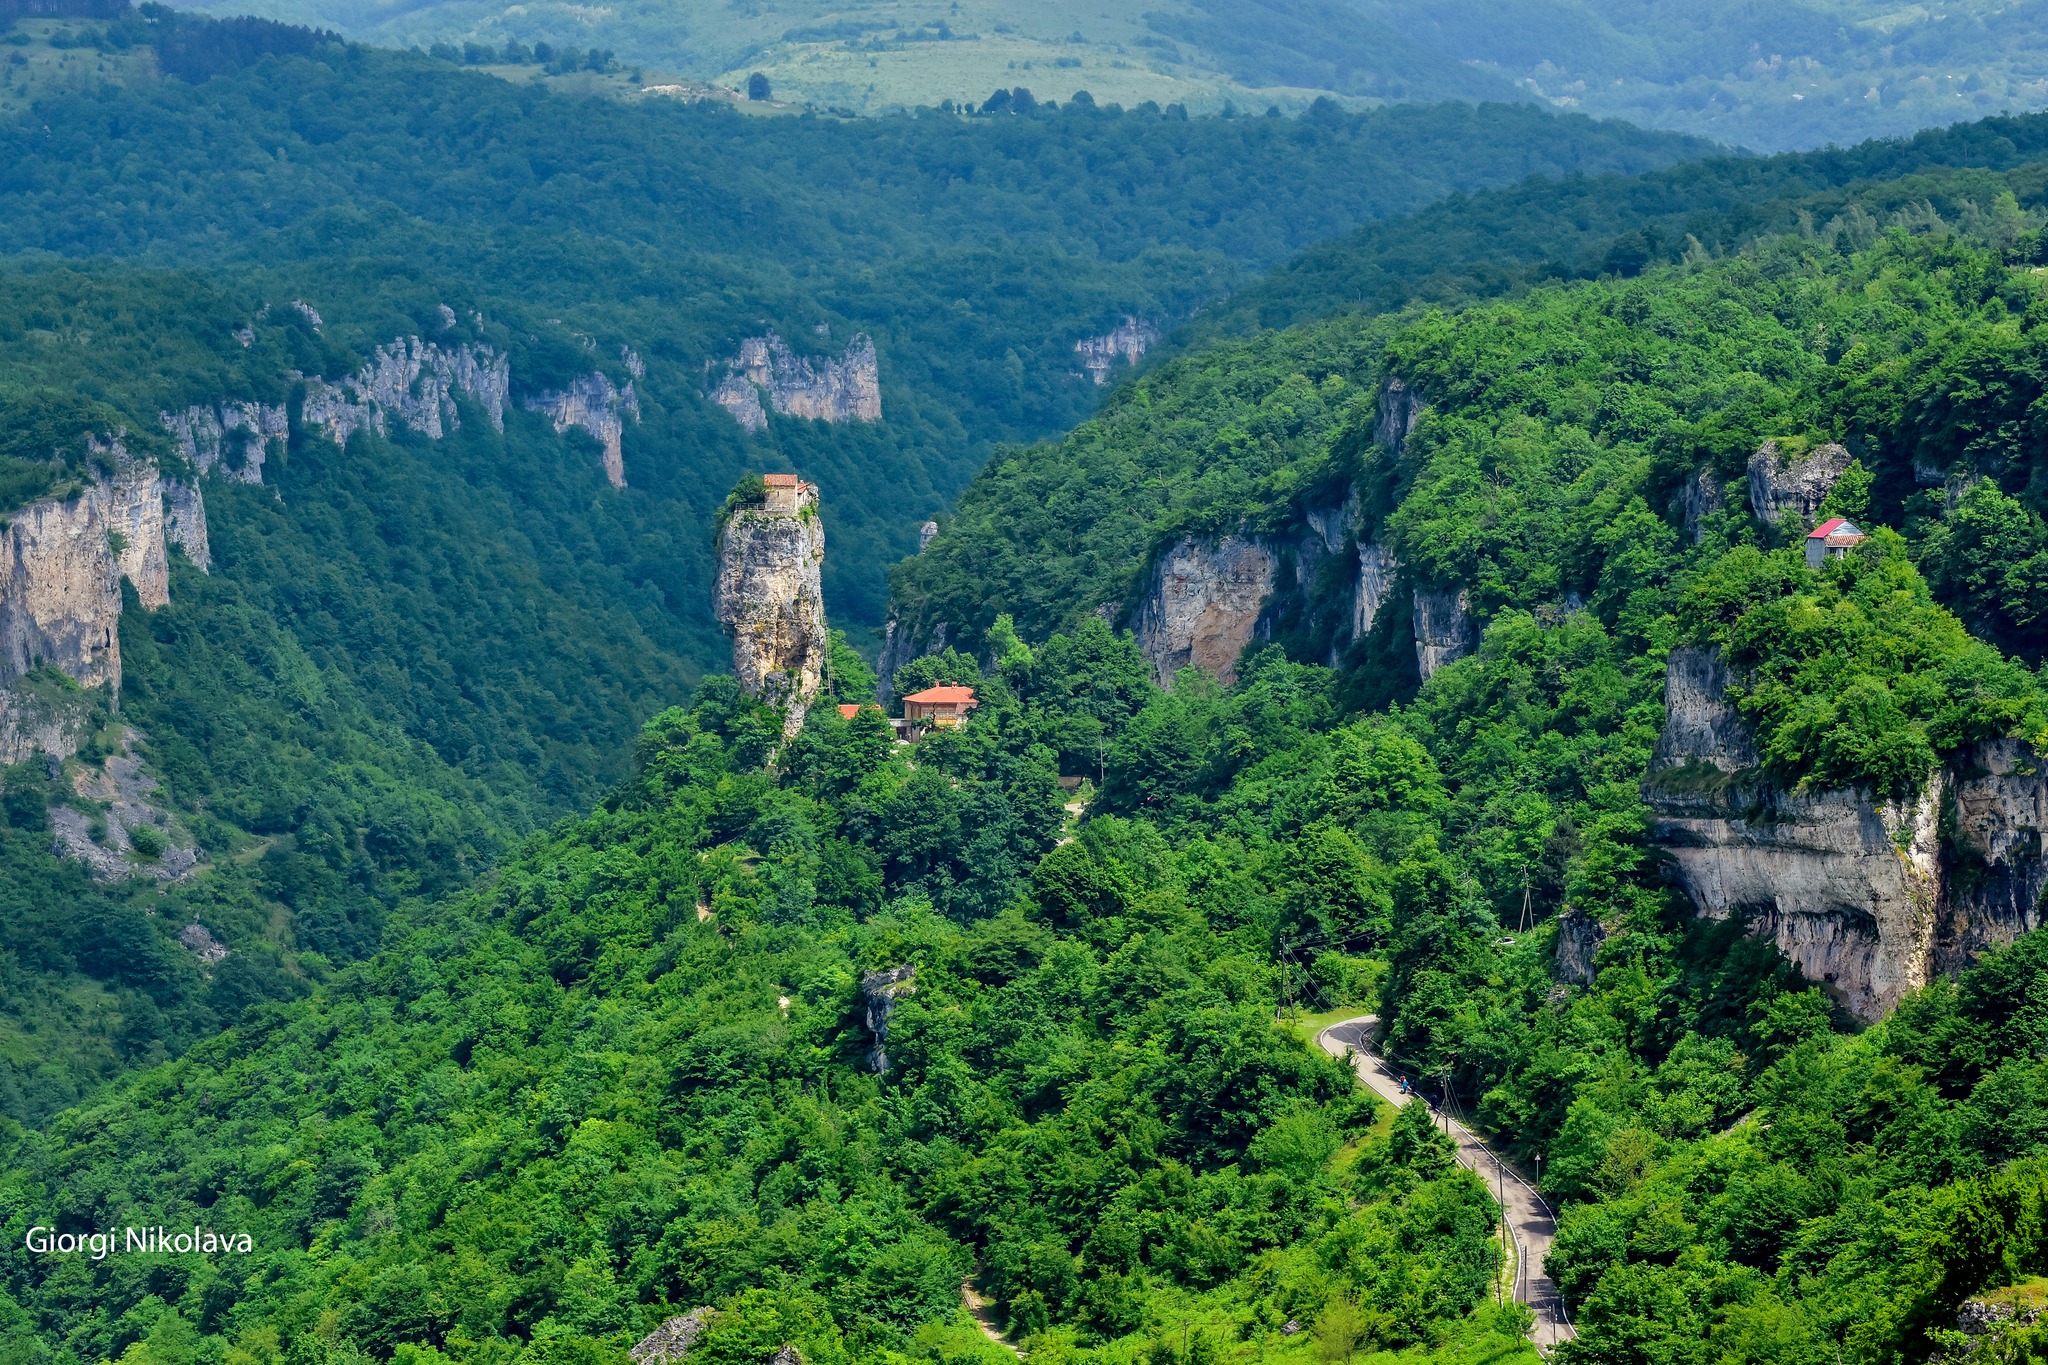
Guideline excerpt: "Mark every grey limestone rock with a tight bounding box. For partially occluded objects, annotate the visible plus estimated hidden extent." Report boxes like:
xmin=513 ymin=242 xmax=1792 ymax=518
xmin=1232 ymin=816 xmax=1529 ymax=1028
xmin=1413 ymin=586 xmax=1475 ymax=680
xmin=300 ymin=338 xmax=510 ymax=447
xmin=1131 ymin=536 xmax=1279 ymax=688
xmin=1074 ymin=316 xmax=1159 ymax=385
xmin=714 ymin=482 xmax=828 ymax=738
xmin=1747 ymin=439 xmax=1851 ymax=526
xmin=1554 ymin=908 xmax=1605 ymax=987
xmin=524 ymin=371 xmax=640 ymax=489
xmin=1643 ymin=645 xmax=2048 ymax=1022
xmin=861 ymin=965 xmax=916 ymax=1074
xmin=631 ymin=1308 xmax=713 ymax=1365
xmin=711 ymin=332 xmax=881 ymax=428
xmin=1375 ymin=377 xmax=1426 ymax=458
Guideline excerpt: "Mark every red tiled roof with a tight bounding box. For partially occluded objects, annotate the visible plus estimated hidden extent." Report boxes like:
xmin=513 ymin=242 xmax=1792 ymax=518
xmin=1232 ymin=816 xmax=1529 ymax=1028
xmin=901 ymin=686 xmax=978 ymax=706
xmin=838 ymin=704 xmax=861 ymax=719
xmin=763 ymin=473 xmax=802 ymax=487
xmin=1810 ymin=517 xmax=1852 ymax=539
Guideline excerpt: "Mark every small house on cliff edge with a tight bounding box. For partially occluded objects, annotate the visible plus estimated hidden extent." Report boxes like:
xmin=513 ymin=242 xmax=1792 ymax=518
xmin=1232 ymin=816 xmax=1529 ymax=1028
xmin=762 ymin=472 xmax=817 ymax=515
xmin=1807 ymin=517 xmax=1867 ymax=568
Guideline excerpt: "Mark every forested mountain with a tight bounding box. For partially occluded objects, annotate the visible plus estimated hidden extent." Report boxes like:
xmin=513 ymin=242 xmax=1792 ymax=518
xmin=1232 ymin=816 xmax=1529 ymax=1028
xmin=22 ymin=8 xmax=2048 ymax=1364
xmin=0 ymin=5 xmax=1716 ymax=1121
xmin=157 ymin=0 xmax=2048 ymax=147
xmin=22 ymin=225 xmax=2048 ymax=1363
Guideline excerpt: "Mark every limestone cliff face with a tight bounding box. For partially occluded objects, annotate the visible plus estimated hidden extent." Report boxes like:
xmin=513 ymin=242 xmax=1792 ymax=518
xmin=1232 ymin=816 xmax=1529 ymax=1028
xmin=524 ymin=372 xmax=640 ymax=489
xmin=1355 ymin=540 xmax=1399 ymax=639
xmin=861 ymin=965 xmax=915 ymax=1074
xmin=1132 ymin=536 xmax=1279 ymax=688
xmin=161 ymin=401 xmax=287 ymax=485
xmin=1748 ymin=440 xmax=1851 ymax=525
xmin=1942 ymin=740 xmax=2048 ymax=972
xmin=1074 ymin=316 xmax=1159 ymax=385
xmin=714 ymin=491 xmax=828 ymax=737
xmin=1645 ymin=645 xmax=2048 ymax=1022
xmin=1376 ymin=377 xmax=1427 ymax=458
xmin=1413 ymin=586 xmax=1475 ymax=680
xmin=0 ymin=443 xmax=210 ymax=762
xmin=1678 ymin=467 xmax=1728 ymax=545
xmin=301 ymin=338 xmax=511 ymax=447
xmin=711 ymin=333 xmax=881 ymax=429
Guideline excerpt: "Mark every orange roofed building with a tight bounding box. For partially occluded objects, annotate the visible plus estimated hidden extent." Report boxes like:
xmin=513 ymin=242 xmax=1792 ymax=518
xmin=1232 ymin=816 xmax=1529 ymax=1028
xmin=899 ymin=685 xmax=977 ymax=730
xmin=761 ymin=472 xmax=818 ymax=515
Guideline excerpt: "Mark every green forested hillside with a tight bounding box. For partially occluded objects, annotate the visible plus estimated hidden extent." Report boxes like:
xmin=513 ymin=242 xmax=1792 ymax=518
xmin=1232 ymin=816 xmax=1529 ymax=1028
xmin=878 ymin=228 xmax=2048 ymax=1361
xmin=16 ymin=223 xmax=2048 ymax=1363
xmin=0 ymin=6 xmax=1722 ymax=1118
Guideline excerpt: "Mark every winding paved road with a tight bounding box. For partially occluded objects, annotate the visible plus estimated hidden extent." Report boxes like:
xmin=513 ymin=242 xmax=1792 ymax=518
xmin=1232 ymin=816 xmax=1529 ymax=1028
xmin=1318 ymin=1016 xmax=1575 ymax=1351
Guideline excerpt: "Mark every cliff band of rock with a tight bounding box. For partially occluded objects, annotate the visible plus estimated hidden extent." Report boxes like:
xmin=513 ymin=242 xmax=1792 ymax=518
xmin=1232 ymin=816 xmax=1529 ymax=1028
xmin=301 ymin=337 xmax=511 ymax=447
xmin=1132 ymin=536 xmax=1279 ymax=688
xmin=1554 ymin=907 xmax=1606 ymax=987
xmin=1678 ymin=467 xmax=1728 ymax=545
xmin=1355 ymin=540 xmax=1399 ymax=639
xmin=1376 ymin=377 xmax=1427 ymax=459
xmin=1645 ymin=645 xmax=2048 ymax=1021
xmin=1074 ymin=316 xmax=1160 ymax=385
xmin=713 ymin=485 xmax=828 ymax=737
xmin=710 ymin=332 xmax=882 ymax=431
xmin=161 ymin=400 xmax=287 ymax=485
xmin=861 ymin=965 xmax=916 ymax=1075
xmin=1413 ymin=587 xmax=1476 ymax=680
xmin=524 ymin=372 xmax=640 ymax=489
xmin=1 ymin=442 xmax=209 ymax=763
xmin=631 ymin=1308 xmax=713 ymax=1365
xmin=1748 ymin=439 xmax=1851 ymax=525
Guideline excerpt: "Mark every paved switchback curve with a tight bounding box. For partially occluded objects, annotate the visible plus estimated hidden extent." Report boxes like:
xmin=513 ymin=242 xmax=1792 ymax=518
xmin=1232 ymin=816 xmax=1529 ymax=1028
xmin=1317 ymin=1016 xmax=1575 ymax=1351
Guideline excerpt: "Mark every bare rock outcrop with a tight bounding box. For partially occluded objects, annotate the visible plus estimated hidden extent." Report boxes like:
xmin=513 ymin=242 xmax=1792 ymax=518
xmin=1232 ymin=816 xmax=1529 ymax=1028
xmin=178 ymin=922 xmax=228 ymax=965
xmin=1678 ymin=467 xmax=1727 ymax=545
xmin=861 ymin=965 xmax=916 ymax=1074
xmin=3 ymin=486 xmax=122 ymax=696
xmin=1413 ymin=586 xmax=1475 ymax=680
xmin=49 ymin=726 xmax=200 ymax=883
xmin=1941 ymin=739 xmax=2048 ymax=973
xmin=1747 ymin=440 xmax=1851 ymax=526
xmin=632 ymin=1308 xmax=713 ymax=1365
xmin=1 ymin=443 xmax=209 ymax=762
xmin=714 ymin=479 xmax=828 ymax=738
xmin=1074 ymin=316 xmax=1159 ymax=385
xmin=711 ymin=332 xmax=881 ymax=430
xmin=1376 ymin=378 xmax=1426 ymax=458
xmin=1644 ymin=645 xmax=2048 ymax=1022
xmin=162 ymin=401 xmax=287 ymax=485
xmin=1355 ymin=539 xmax=1400 ymax=639
xmin=1132 ymin=536 xmax=1279 ymax=688
xmin=301 ymin=338 xmax=511 ymax=447
xmin=524 ymin=372 xmax=640 ymax=489
xmin=1554 ymin=908 xmax=1605 ymax=987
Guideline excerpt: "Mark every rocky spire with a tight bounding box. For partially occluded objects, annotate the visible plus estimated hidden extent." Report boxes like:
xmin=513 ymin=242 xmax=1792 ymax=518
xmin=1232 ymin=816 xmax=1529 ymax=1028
xmin=713 ymin=474 xmax=827 ymax=737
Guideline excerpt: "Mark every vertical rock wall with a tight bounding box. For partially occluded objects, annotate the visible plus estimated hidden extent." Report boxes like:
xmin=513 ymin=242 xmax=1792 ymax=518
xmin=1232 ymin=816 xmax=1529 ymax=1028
xmin=524 ymin=372 xmax=640 ymax=489
xmin=0 ymin=446 xmax=210 ymax=762
xmin=711 ymin=333 xmax=881 ymax=428
xmin=1074 ymin=317 xmax=1160 ymax=385
xmin=1645 ymin=645 xmax=2048 ymax=1022
xmin=714 ymin=488 xmax=829 ymax=738
xmin=1131 ymin=536 xmax=1279 ymax=688
xmin=1748 ymin=440 xmax=1851 ymax=525
xmin=1413 ymin=586 xmax=1475 ymax=680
